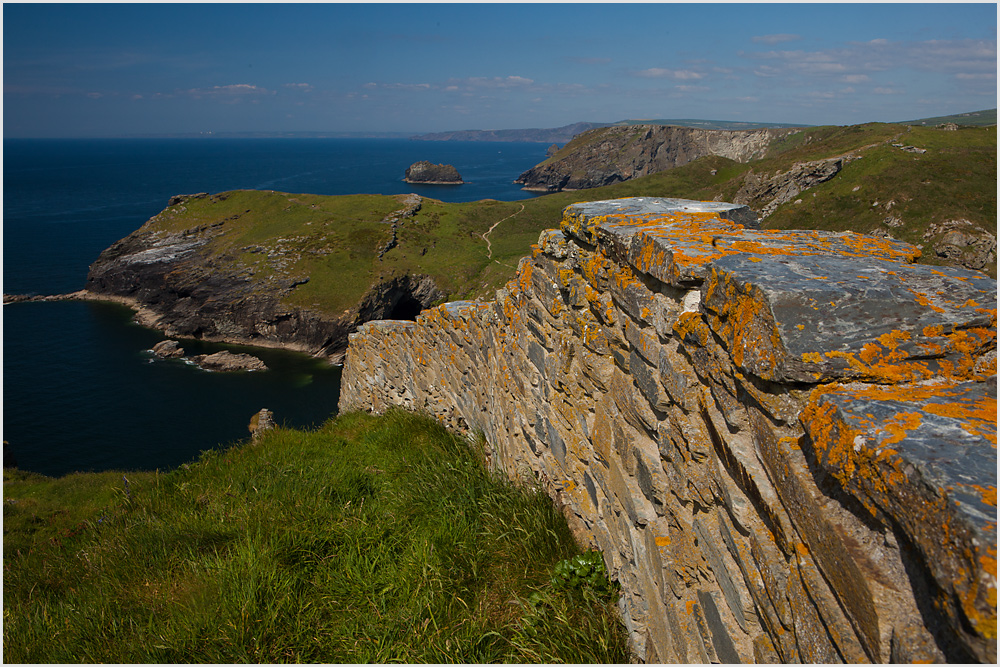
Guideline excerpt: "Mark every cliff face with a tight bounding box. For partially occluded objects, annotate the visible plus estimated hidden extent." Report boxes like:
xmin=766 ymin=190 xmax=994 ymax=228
xmin=340 ymin=197 xmax=997 ymax=663
xmin=515 ymin=125 xmax=800 ymax=191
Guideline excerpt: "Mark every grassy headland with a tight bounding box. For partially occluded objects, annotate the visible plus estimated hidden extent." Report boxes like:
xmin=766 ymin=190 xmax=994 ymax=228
xmin=3 ymin=410 xmax=629 ymax=663
xmin=128 ymin=122 xmax=994 ymax=330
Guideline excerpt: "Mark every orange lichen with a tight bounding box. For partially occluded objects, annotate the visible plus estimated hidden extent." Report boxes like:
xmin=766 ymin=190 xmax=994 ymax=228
xmin=969 ymin=484 xmax=997 ymax=507
xmin=881 ymin=411 xmax=923 ymax=446
xmin=877 ymin=329 xmax=911 ymax=349
xmin=674 ymin=311 xmax=711 ymax=347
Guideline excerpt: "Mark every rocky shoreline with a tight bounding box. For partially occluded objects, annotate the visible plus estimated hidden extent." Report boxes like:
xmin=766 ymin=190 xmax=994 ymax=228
xmin=4 ymin=289 xmax=346 ymax=366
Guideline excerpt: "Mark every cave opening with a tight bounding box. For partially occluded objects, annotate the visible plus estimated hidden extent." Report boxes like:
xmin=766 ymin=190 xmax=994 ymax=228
xmin=389 ymin=293 xmax=424 ymax=321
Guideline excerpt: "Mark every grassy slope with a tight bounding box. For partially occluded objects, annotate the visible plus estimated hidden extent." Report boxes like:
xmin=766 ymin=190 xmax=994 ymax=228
xmin=896 ymin=108 xmax=997 ymax=127
xmin=130 ymin=121 xmax=996 ymax=324
xmin=3 ymin=410 xmax=629 ymax=663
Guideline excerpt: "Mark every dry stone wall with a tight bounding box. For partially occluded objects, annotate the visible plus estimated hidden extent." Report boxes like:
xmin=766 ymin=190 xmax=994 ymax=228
xmin=339 ymin=197 xmax=997 ymax=663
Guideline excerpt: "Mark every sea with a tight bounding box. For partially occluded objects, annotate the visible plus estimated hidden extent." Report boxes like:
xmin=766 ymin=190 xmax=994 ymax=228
xmin=3 ymin=138 xmax=549 ymax=477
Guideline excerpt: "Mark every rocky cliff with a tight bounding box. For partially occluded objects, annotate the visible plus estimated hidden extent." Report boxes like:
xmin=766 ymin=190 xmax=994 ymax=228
xmin=515 ymin=125 xmax=800 ymax=191
xmin=340 ymin=197 xmax=997 ymax=663
xmin=85 ymin=192 xmax=446 ymax=361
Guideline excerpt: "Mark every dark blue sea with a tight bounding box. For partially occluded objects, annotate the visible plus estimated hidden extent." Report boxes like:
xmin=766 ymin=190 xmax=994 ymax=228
xmin=3 ymin=138 xmax=549 ymax=476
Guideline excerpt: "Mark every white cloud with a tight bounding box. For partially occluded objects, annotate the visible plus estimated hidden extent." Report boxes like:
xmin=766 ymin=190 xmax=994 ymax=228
xmin=752 ymin=34 xmax=802 ymax=45
xmin=366 ymin=76 xmax=535 ymax=94
xmin=177 ymin=84 xmax=274 ymax=101
xmin=634 ymin=68 xmax=704 ymax=80
xmin=873 ymin=87 xmax=904 ymax=95
xmin=464 ymin=75 xmax=535 ymax=88
xmin=745 ymin=38 xmax=996 ymax=81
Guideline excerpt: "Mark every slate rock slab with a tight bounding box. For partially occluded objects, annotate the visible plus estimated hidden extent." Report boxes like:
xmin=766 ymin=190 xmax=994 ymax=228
xmin=801 ymin=380 xmax=997 ymax=662
xmin=701 ymin=253 xmax=997 ymax=383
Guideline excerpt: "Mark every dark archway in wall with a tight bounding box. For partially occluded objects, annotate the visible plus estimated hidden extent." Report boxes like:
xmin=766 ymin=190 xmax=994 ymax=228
xmin=389 ymin=293 xmax=424 ymax=321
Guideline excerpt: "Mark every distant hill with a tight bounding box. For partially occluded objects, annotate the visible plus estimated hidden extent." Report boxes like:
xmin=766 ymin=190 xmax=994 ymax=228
xmin=133 ymin=131 xmax=417 ymax=139
xmin=609 ymin=118 xmax=809 ymax=130
xmin=896 ymin=109 xmax=996 ymax=127
xmin=410 ymin=118 xmax=809 ymax=142
xmin=409 ymin=122 xmax=610 ymax=143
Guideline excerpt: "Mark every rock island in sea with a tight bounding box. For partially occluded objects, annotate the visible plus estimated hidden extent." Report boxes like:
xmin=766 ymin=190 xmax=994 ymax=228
xmin=404 ymin=161 xmax=463 ymax=184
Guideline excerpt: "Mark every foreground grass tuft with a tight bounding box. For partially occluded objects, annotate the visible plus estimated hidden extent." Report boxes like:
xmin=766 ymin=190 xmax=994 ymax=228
xmin=3 ymin=410 xmax=629 ymax=663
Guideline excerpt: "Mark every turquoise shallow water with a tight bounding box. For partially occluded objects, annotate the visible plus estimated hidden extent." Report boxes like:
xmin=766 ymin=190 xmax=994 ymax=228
xmin=3 ymin=138 xmax=548 ymax=476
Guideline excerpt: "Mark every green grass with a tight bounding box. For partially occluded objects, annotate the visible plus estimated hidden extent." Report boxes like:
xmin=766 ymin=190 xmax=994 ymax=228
xmin=3 ymin=410 xmax=629 ymax=663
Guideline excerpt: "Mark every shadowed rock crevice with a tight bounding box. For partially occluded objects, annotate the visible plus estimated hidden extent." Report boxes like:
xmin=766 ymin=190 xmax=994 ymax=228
xmin=355 ymin=274 xmax=445 ymax=322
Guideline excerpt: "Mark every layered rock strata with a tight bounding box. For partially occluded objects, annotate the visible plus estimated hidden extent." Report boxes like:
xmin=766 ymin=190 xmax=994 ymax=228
xmin=340 ymin=197 xmax=997 ymax=663
xmin=515 ymin=125 xmax=800 ymax=191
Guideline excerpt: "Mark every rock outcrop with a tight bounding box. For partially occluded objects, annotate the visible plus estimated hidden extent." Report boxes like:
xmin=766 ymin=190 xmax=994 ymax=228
xmin=190 ymin=350 xmax=267 ymax=372
xmin=340 ymin=197 xmax=997 ymax=663
xmin=249 ymin=408 xmax=276 ymax=440
xmin=733 ymin=156 xmax=848 ymax=218
xmin=925 ymin=218 xmax=998 ymax=273
xmin=403 ymin=161 xmax=463 ymax=184
xmin=515 ymin=125 xmax=800 ymax=191
xmin=151 ymin=339 xmax=185 ymax=358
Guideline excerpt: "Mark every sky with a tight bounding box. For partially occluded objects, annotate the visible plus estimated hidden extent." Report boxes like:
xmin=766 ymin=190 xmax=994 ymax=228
xmin=3 ymin=2 xmax=997 ymax=137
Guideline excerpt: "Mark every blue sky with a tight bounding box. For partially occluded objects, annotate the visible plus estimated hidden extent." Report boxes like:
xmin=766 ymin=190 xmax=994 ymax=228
xmin=3 ymin=2 xmax=997 ymax=137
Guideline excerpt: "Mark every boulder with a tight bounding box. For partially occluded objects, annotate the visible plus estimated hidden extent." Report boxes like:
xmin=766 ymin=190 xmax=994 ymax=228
xmin=151 ymin=339 xmax=185 ymax=358
xmin=403 ymin=161 xmax=463 ymax=184
xmin=191 ymin=350 xmax=267 ymax=372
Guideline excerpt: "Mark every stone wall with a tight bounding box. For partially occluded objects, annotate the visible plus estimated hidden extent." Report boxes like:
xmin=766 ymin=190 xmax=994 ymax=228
xmin=339 ymin=197 xmax=997 ymax=663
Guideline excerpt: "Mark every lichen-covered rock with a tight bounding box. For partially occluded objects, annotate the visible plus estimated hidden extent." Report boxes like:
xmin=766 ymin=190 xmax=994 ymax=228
xmin=340 ymin=197 xmax=997 ymax=663
xmin=802 ymin=381 xmax=997 ymax=662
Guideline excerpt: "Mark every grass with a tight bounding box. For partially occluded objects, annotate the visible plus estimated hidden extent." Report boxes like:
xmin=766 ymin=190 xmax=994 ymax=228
xmin=3 ymin=409 xmax=629 ymax=663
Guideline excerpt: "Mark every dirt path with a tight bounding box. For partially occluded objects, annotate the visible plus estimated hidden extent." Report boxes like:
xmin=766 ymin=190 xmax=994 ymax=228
xmin=482 ymin=203 xmax=525 ymax=259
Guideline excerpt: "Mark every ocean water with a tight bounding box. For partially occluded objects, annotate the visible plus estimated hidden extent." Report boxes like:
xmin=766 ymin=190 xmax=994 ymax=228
xmin=3 ymin=138 xmax=548 ymax=476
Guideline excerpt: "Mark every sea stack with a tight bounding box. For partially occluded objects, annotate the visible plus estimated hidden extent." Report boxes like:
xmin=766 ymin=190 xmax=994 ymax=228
xmin=404 ymin=161 xmax=463 ymax=184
